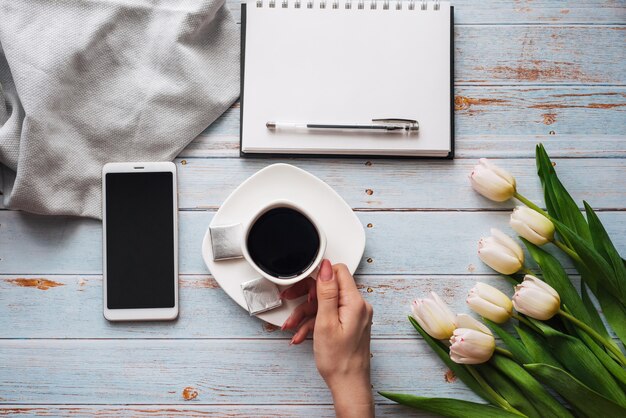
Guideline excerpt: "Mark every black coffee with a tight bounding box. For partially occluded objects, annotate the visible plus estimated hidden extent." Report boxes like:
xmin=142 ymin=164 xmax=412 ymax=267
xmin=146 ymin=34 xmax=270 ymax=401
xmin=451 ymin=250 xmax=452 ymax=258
xmin=247 ymin=207 xmax=320 ymax=279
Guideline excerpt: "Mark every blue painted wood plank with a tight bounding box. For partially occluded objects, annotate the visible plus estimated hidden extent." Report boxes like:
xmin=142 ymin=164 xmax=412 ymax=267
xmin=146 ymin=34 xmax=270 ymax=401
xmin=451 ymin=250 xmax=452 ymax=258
xmin=189 ymin=87 xmax=626 ymax=158
xmin=1 ymin=211 xmax=624 ymax=276
xmin=0 ymin=405 xmax=429 ymax=417
xmin=174 ymin=158 xmax=626 ymax=210
xmin=225 ymin=0 xmax=626 ymax=25
xmin=0 ymin=274 xmax=593 ymax=339
xmin=0 ymin=339 xmax=481 ymax=405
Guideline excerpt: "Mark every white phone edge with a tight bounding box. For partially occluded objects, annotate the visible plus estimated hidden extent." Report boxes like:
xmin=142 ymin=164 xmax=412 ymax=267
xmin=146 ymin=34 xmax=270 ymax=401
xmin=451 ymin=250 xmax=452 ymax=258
xmin=101 ymin=161 xmax=179 ymax=322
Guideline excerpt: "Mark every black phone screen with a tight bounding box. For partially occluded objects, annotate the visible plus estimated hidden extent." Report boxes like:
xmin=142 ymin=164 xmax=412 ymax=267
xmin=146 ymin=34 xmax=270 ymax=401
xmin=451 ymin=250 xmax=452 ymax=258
xmin=105 ymin=171 xmax=175 ymax=309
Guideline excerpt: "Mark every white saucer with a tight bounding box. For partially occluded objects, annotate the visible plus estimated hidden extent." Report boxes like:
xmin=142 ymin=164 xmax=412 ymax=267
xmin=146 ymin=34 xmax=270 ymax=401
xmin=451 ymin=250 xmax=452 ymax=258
xmin=201 ymin=163 xmax=366 ymax=326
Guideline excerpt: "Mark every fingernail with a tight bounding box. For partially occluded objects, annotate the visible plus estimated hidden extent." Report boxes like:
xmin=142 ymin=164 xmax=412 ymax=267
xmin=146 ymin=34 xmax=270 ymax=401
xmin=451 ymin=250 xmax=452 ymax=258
xmin=289 ymin=336 xmax=295 ymax=345
xmin=318 ymin=259 xmax=333 ymax=282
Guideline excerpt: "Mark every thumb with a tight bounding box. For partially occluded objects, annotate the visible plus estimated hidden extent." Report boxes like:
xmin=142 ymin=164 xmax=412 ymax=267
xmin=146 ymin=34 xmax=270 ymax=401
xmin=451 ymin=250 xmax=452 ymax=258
xmin=316 ymin=259 xmax=339 ymax=320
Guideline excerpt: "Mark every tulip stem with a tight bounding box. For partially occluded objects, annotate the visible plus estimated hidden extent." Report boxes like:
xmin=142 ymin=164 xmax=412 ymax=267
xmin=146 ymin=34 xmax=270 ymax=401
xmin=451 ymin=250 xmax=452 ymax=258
xmin=466 ymin=365 xmax=524 ymax=416
xmin=558 ymin=309 xmax=626 ymax=366
xmin=511 ymin=313 xmax=541 ymax=333
xmin=514 ymin=192 xmax=549 ymax=218
xmin=521 ymin=268 xmax=535 ymax=277
xmin=494 ymin=346 xmax=515 ymax=359
xmin=553 ymin=239 xmax=583 ymax=264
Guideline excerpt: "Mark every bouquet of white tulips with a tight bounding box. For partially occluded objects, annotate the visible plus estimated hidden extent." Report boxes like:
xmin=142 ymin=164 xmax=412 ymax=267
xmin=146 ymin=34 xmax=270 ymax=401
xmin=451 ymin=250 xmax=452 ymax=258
xmin=381 ymin=145 xmax=626 ymax=417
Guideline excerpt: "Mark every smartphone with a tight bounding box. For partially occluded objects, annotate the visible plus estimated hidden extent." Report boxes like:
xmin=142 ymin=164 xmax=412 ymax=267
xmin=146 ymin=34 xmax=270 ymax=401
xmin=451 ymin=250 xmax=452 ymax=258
xmin=102 ymin=162 xmax=179 ymax=321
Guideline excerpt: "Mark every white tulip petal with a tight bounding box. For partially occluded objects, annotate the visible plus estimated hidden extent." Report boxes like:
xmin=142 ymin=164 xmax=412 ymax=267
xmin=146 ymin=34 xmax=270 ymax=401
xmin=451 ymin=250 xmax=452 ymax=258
xmin=510 ymin=218 xmax=549 ymax=245
xmin=491 ymin=228 xmax=524 ymax=261
xmin=474 ymin=282 xmax=513 ymax=311
xmin=524 ymin=275 xmax=560 ymax=299
xmin=467 ymin=296 xmax=510 ymax=323
xmin=480 ymin=158 xmax=516 ymax=187
xmin=455 ymin=314 xmax=493 ymax=335
xmin=478 ymin=246 xmax=522 ymax=275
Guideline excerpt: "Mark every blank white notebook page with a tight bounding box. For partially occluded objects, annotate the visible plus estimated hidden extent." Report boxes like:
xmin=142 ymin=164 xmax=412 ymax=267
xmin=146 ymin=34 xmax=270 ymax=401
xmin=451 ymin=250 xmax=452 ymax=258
xmin=242 ymin=1 xmax=451 ymax=156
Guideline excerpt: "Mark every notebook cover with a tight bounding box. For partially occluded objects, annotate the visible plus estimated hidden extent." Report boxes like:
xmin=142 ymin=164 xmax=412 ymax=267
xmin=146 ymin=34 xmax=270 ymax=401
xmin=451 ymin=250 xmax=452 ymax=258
xmin=239 ymin=3 xmax=455 ymax=159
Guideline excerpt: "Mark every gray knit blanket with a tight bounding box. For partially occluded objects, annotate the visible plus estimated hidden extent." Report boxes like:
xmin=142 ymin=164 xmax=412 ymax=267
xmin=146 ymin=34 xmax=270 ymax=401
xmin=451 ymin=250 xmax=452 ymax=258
xmin=0 ymin=0 xmax=239 ymax=218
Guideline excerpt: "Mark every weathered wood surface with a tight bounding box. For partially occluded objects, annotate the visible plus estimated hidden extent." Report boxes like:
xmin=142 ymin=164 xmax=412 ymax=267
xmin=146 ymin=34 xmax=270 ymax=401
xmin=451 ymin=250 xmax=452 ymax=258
xmin=189 ymin=87 xmax=626 ymax=158
xmin=226 ymin=0 xmax=626 ymax=24
xmin=2 ymin=1 xmax=625 ymax=416
xmin=0 ymin=339 xmax=479 ymax=405
xmin=2 ymin=211 xmax=624 ymax=276
xmin=0 ymin=274 xmax=593 ymax=339
xmin=0 ymin=405 xmax=429 ymax=417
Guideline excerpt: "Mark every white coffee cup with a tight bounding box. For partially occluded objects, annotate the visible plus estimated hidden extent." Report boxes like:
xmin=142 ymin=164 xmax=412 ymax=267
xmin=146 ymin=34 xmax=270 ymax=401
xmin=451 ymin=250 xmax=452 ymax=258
xmin=238 ymin=199 xmax=327 ymax=286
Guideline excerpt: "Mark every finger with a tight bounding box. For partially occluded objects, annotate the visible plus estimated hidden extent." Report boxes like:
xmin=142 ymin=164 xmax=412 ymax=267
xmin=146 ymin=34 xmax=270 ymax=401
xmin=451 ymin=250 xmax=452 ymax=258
xmin=333 ymin=263 xmax=359 ymax=295
xmin=280 ymin=277 xmax=316 ymax=300
xmin=290 ymin=317 xmax=316 ymax=345
xmin=316 ymin=259 xmax=339 ymax=322
xmin=281 ymin=299 xmax=318 ymax=330
xmin=308 ymin=280 xmax=317 ymax=303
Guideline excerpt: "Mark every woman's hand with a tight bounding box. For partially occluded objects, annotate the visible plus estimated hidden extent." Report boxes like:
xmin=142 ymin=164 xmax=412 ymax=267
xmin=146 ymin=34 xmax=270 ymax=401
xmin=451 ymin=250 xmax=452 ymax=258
xmin=281 ymin=260 xmax=374 ymax=418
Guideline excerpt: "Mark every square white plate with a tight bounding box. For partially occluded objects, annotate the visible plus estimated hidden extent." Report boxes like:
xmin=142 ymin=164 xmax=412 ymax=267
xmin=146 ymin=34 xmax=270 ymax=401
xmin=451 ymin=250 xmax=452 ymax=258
xmin=201 ymin=163 xmax=366 ymax=326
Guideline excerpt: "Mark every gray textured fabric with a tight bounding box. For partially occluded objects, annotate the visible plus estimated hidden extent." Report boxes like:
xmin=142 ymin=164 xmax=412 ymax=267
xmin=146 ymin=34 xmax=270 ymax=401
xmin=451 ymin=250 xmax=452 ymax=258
xmin=0 ymin=0 xmax=239 ymax=218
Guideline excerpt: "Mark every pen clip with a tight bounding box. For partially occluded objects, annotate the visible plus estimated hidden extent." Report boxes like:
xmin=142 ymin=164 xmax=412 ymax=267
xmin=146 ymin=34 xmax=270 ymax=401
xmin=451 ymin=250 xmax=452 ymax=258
xmin=372 ymin=118 xmax=419 ymax=131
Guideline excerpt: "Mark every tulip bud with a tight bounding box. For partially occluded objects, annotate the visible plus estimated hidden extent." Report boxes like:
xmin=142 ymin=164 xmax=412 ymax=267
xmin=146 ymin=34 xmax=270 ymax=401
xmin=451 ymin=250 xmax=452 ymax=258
xmin=470 ymin=158 xmax=516 ymax=202
xmin=411 ymin=292 xmax=456 ymax=340
xmin=467 ymin=282 xmax=513 ymax=324
xmin=510 ymin=206 xmax=555 ymax=245
xmin=513 ymin=275 xmax=561 ymax=320
xmin=450 ymin=314 xmax=495 ymax=364
xmin=478 ymin=228 xmax=524 ymax=275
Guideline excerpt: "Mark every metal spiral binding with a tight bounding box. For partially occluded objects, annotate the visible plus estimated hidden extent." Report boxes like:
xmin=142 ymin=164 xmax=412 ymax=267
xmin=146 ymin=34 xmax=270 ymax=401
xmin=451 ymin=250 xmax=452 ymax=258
xmin=253 ymin=0 xmax=442 ymax=10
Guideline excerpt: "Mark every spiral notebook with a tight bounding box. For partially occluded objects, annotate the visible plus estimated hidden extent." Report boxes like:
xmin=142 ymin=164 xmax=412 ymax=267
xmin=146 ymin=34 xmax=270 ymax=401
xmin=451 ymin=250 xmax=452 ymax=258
xmin=240 ymin=0 xmax=454 ymax=158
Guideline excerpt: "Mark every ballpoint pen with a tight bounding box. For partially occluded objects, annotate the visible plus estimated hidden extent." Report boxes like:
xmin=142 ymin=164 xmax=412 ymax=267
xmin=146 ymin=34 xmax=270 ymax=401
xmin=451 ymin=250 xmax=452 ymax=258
xmin=266 ymin=118 xmax=419 ymax=134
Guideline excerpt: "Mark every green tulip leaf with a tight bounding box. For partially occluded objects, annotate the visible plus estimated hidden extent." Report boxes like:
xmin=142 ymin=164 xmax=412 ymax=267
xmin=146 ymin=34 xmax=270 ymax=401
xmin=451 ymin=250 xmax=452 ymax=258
xmin=522 ymin=238 xmax=609 ymax=338
xmin=581 ymin=282 xmax=613 ymax=341
xmin=525 ymin=363 xmax=626 ymax=414
xmin=478 ymin=363 xmax=541 ymax=418
xmin=553 ymin=218 xmax=624 ymax=304
xmin=596 ymin=286 xmax=626 ymax=348
xmin=378 ymin=393 xmax=523 ymax=418
xmin=584 ymin=201 xmax=626 ymax=288
xmin=407 ymin=316 xmax=492 ymax=403
xmin=529 ymin=319 xmax=626 ymax=405
xmin=490 ymin=354 xmax=573 ymax=418
xmin=515 ymin=325 xmax=562 ymax=369
xmin=535 ymin=144 xmax=590 ymax=242
xmin=483 ymin=319 xmax=532 ymax=364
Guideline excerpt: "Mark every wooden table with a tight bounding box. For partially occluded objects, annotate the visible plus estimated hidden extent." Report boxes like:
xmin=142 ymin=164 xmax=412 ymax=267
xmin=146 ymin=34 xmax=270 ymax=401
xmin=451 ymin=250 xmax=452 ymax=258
xmin=1 ymin=1 xmax=625 ymax=416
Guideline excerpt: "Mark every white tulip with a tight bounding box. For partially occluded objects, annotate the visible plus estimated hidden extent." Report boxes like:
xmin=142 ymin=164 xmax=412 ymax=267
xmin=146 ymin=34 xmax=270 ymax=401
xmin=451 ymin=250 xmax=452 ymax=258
xmin=470 ymin=158 xmax=516 ymax=202
xmin=478 ymin=229 xmax=524 ymax=275
xmin=510 ymin=206 xmax=555 ymax=246
xmin=454 ymin=313 xmax=493 ymax=335
xmin=450 ymin=314 xmax=495 ymax=364
xmin=411 ymin=292 xmax=456 ymax=340
xmin=467 ymin=282 xmax=513 ymax=324
xmin=513 ymin=275 xmax=561 ymax=320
